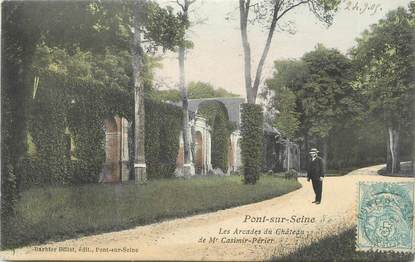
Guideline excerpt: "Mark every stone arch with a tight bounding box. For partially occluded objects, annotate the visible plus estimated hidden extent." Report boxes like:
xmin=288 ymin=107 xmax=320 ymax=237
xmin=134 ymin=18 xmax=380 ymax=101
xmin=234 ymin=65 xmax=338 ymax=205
xmin=102 ymin=116 xmax=130 ymax=182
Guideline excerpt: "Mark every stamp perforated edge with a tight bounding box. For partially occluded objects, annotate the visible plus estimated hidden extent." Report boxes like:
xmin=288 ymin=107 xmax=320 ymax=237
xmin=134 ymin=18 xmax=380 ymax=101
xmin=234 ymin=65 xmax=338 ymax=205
xmin=355 ymin=181 xmax=415 ymax=254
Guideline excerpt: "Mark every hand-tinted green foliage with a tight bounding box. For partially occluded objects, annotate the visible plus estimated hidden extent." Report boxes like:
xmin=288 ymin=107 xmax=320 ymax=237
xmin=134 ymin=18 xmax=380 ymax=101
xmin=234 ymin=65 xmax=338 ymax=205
xmin=353 ymin=4 xmax=415 ymax=154
xmin=352 ymin=6 xmax=415 ymax=127
xmin=1 ymin=0 xmax=188 ymax=248
xmin=67 ymin=80 xmax=108 ymax=184
xmin=144 ymin=100 xmax=183 ymax=179
xmin=351 ymin=4 xmax=415 ymax=173
xmin=240 ymin=104 xmax=264 ymax=184
xmin=27 ymin=74 xmax=71 ymax=185
xmin=265 ymin=45 xmax=367 ymax=169
xmin=301 ymin=44 xmax=357 ymax=139
xmin=198 ymin=101 xmax=232 ymax=172
xmin=187 ymin=81 xmax=239 ymax=99
xmin=150 ymin=81 xmax=239 ymax=102
xmin=266 ymin=70 xmax=300 ymax=140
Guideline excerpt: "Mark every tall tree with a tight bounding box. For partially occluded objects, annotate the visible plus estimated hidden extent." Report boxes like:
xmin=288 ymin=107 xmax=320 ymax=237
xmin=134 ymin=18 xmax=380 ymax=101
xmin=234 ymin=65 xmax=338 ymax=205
xmin=176 ymin=0 xmax=196 ymax=177
xmin=131 ymin=1 xmax=147 ymax=183
xmin=89 ymin=1 xmax=186 ymax=183
xmin=238 ymin=0 xmax=340 ymax=104
xmin=1 ymin=1 xmax=97 ymax=247
xmin=265 ymin=45 xmax=357 ymax=167
xmin=351 ymin=3 xmax=415 ymax=174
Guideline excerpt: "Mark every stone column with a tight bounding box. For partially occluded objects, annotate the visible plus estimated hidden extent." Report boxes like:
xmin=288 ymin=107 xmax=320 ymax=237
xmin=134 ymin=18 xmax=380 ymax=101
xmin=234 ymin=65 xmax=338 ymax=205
xmin=121 ymin=118 xmax=130 ymax=182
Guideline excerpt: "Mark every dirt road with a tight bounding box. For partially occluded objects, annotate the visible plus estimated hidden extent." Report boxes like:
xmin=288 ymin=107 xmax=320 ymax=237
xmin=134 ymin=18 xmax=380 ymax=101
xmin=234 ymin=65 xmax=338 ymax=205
xmin=1 ymin=164 xmax=413 ymax=261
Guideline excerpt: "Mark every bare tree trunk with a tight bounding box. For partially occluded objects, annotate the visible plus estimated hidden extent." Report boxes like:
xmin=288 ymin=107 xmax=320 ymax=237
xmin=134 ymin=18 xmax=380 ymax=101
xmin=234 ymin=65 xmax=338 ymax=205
xmin=177 ymin=0 xmax=195 ymax=176
xmin=239 ymin=0 xmax=254 ymax=104
xmin=132 ymin=2 xmax=146 ymax=184
xmin=251 ymin=1 xmax=280 ymax=103
xmin=179 ymin=46 xmax=194 ymax=176
xmin=386 ymin=126 xmax=401 ymax=175
xmin=239 ymin=0 xmax=309 ymax=104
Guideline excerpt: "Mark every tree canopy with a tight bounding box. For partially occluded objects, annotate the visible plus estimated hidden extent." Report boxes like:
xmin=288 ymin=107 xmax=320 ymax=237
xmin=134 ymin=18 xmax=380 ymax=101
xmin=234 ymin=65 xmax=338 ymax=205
xmin=151 ymin=81 xmax=239 ymax=102
xmin=351 ymin=2 xmax=415 ymax=173
xmin=266 ymin=44 xmax=356 ymax=141
xmin=351 ymin=4 xmax=415 ymax=128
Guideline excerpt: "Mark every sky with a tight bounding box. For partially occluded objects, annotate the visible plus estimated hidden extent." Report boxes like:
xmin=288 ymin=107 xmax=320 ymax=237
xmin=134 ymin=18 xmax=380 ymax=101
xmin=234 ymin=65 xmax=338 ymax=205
xmin=154 ymin=0 xmax=412 ymax=98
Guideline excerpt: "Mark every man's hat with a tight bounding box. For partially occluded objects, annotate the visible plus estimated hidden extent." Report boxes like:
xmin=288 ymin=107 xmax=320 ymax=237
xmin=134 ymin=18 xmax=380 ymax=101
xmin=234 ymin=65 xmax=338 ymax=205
xmin=309 ymin=148 xmax=319 ymax=154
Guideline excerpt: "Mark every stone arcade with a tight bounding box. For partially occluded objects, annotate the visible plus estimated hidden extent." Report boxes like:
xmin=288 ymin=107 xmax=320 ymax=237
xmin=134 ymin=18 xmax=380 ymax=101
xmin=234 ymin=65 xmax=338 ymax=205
xmin=100 ymin=97 xmax=300 ymax=182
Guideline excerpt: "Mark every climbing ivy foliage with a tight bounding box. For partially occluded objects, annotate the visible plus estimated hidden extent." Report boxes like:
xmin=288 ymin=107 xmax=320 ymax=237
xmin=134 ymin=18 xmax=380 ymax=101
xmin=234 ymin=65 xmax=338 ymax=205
xmin=27 ymin=74 xmax=71 ymax=186
xmin=198 ymin=101 xmax=233 ymax=172
xmin=144 ymin=100 xmax=183 ymax=179
xmin=240 ymin=104 xmax=264 ymax=184
xmin=1 ymin=0 xmax=187 ymax=248
xmin=19 ymin=44 xmax=183 ymax=187
xmin=18 ymin=45 xmax=135 ymax=188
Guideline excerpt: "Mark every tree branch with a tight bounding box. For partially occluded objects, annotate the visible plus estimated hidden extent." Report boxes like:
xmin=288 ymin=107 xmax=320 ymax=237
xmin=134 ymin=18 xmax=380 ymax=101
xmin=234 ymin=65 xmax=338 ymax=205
xmin=176 ymin=0 xmax=185 ymax=11
xmin=276 ymin=0 xmax=310 ymax=21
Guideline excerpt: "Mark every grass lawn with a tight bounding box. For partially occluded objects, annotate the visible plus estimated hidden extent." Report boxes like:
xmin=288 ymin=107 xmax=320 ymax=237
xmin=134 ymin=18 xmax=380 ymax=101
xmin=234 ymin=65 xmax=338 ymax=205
xmin=275 ymin=227 xmax=414 ymax=262
xmin=8 ymin=175 xmax=300 ymax=249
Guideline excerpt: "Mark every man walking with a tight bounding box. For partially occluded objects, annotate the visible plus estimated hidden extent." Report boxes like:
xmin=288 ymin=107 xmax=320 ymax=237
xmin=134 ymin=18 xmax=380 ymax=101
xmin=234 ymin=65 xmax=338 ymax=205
xmin=307 ymin=148 xmax=324 ymax=204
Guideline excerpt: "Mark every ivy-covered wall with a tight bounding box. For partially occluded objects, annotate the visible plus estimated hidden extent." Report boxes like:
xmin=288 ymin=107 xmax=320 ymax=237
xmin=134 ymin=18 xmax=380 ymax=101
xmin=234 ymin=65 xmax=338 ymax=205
xmin=18 ymin=74 xmax=134 ymax=189
xmin=240 ymin=103 xmax=264 ymax=184
xmin=144 ymin=100 xmax=182 ymax=179
xmin=27 ymin=74 xmax=71 ymax=185
xmin=197 ymin=101 xmax=232 ymax=172
xmin=67 ymin=80 xmax=108 ymax=184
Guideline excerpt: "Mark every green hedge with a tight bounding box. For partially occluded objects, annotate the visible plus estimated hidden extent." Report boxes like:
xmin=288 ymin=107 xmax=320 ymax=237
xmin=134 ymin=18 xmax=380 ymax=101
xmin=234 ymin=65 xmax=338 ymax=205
xmin=27 ymin=74 xmax=71 ymax=185
xmin=67 ymin=80 xmax=108 ymax=184
xmin=197 ymin=101 xmax=231 ymax=172
xmin=240 ymin=103 xmax=264 ymax=184
xmin=144 ymin=100 xmax=182 ymax=179
xmin=211 ymin=112 xmax=229 ymax=172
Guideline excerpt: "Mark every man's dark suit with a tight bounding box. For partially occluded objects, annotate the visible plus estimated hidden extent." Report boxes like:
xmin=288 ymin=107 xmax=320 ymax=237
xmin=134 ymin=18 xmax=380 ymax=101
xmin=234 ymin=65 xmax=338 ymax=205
xmin=307 ymin=156 xmax=324 ymax=202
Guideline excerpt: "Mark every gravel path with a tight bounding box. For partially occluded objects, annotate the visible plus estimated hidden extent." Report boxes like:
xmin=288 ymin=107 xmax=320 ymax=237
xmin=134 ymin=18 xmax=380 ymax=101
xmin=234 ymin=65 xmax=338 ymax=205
xmin=1 ymin=164 xmax=413 ymax=261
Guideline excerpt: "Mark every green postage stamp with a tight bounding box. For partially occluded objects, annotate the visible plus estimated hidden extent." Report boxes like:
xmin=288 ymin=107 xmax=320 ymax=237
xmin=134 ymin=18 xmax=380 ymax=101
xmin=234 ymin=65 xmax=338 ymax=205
xmin=357 ymin=182 xmax=415 ymax=252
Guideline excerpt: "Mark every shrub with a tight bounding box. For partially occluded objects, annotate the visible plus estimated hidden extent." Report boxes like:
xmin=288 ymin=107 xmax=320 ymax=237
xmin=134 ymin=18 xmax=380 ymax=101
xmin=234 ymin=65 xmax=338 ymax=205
xmin=284 ymin=169 xmax=298 ymax=180
xmin=211 ymin=112 xmax=229 ymax=172
xmin=240 ymin=103 xmax=264 ymax=184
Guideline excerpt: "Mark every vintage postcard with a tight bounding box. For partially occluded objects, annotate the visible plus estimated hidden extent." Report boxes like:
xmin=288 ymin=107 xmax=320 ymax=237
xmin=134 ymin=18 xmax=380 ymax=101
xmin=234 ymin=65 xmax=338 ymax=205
xmin=1 ymin=0 xmax=414 ymax=261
